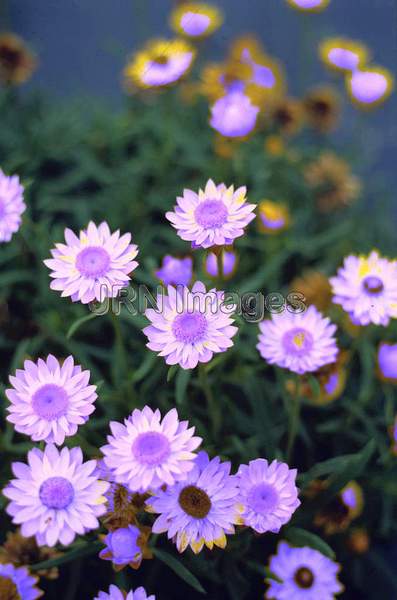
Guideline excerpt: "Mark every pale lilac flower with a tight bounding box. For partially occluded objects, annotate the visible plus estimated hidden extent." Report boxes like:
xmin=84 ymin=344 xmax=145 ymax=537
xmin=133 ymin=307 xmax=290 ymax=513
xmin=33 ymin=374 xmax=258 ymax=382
xmin=257 ymin=305 xmax=339 ymax=374
xmin=236 ymin=459 xmax=300 ymax=534
xmin=287 ymin=0 xmax=329 ymax=10
xmin=210 ymin=91 xmax=260 ymax=137
xmin=101 ymin=407 xmax=201 ymax=493
xmin=156 ymin=255 xmax=192 ymax=286
xmin=94 ymin=585 xmax=155 ymax=600
xmin=378 ymin=343 xmax=397 ymax=382
xmin=99 ymin=525 xmax=142 ymax=567
xmin=6 ymin=354 xmax=97 ymax=445
xmin=147 ymin=451 xmax=240 ymax=553
xmin=347 ymin=67 xmax=393 ymax=107
xmin=3 ymin=444 xmax=109 ymax=547
xmin=266 ymin=541 xmax=343 ymax=599
xmin=0 ymin=169 xmax=26 ymax=242
xmin=330 ymin=251 xmax=397 ymax=326
xmin=166 ymin=179 xmax=256 ymax=250
xmin=205 ymin=250 xmax=237 ymax=279
xmin=143 ymin=281 xmax=238 ymax=369
xmin=0 ymin=563 xmax=42 ymax=599
xmin=44 ymin=221 xmax=139 ymax=304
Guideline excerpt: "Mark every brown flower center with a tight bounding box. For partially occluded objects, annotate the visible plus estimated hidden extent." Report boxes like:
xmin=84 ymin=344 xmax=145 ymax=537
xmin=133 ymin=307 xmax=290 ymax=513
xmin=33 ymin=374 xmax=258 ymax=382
xmin=178 ymin=485 xmax=211 ymax=519
xmin=153 ymin=54 xmax=168 ymax=65
xmin=311 ymin=99 xmax=330 ymax=116
xmin=275 ymin=108 xmax=293 ymax=126
xmin=0 ymin=575 xmax=21 ymax=600
xmin=294 ymin=567 xmax=315 ymax=589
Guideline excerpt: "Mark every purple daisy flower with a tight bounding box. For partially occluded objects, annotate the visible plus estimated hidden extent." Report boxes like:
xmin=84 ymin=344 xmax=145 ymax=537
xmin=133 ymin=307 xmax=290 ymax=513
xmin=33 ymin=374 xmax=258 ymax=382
xmin=378 ymin=343 xmax=397 ymax=383
xmin=99 ymin=525 xmax=142 ymax=567
xmin=205 ymin=250 xmax=237 ymax=279
xmin=347 ymin=67 xmax=393 ymax=108
xmin=155 ymin=255 xmax=193 ymax=286
xmin=266 ymin=541 xmax=343 ymax=599
xmin=330 ymin=251 xmax=397 ymax=326
xmin=44 ymin=221 xmax=139 ymax=304
xmin=209 ymin=91 xmax=260 ymax=138
xmin=0 ymin=169 xmax=26 ymax=243
xmin=101 ymin=407 xmax=202 ymax=493
xmin=3 ymin=444 xmax=109 ymax=547
xmin=94 ymin=585 xmax=155 ymax=600
xmin=0 ymin=563 xmax=42 ymax=599
xmin=6 ymin=354 xmax=97 ymax=445
xmin=257 ymin=305 xmax=339 ymax=374
xmin=143 ymin=281 xmax=238 ymax=369
xmin=166 ymin=179 xmax=256 ymax=250
xmin=236 ymin=459 xmax=300 ymax=534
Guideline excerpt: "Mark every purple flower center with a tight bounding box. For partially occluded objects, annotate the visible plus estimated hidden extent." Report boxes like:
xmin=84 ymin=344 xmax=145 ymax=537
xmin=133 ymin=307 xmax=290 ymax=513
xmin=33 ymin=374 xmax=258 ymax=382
xmin=294 ymin=567 xmax=314 ymax=589
xmin=194 ymin=199 xmax=228 ymax=229
xmin=247 ymin=483 xmax=279 ymax=514
xmin=283 ymin=328 xmax=314 ymax=355
xmin=0 ymin=575 xmax=19 ymax=600
xmin=108 ymin=527 xmax=140 ymax=561
xmin=39 ymin=476 xmax=74 ymax=509
xmin=362 ymin=275 xmax=384 ymax=295
xmin=172 ymin=312 xmax=208 ymax=344
xmin=31 ymin=384 xmax=69 ymax=420
xmin=75 ymin=246 xmax=110 ymax=278
xmin=132 ymin=432 xmax=170 ymax=466
xmin=181 ymin=12 xmax=211 ymax=36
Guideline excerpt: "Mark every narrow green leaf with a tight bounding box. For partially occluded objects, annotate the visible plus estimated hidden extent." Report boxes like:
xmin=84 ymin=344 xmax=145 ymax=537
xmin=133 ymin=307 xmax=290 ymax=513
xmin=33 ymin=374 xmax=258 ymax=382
xmin=176 ymin=368 xmax=191 ymax=405
xmin=324 ymin=439 xmax=376 ymax=499
xmin=167 ymin=365 xmax=179 ymax=383
xmin=31 ymin=541 xmax=102 ymax=571
xmin=66 ymin=312 xmax=98 ymax=340
xmin=152 ymin=548 xmax=206 ymax=594
xmin=285 ymin=527 xmax=336 ymax=559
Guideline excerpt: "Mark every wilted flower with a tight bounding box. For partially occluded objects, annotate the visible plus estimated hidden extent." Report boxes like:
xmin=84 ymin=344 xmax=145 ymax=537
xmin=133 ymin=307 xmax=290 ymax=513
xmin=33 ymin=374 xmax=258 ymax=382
xmin=99 ymin=525 xmax=143 ymax=569
xmin=319 ymin=37 xmax=369 ymax=73
xmin=286 ymin=0 xmax=330 ymax=12
xmin=303 ymin=86 xmax=341 ymax=133
xmin=205 ymin=249 xmax=237 ymax=279
xmin=290 ymin=271 xmax=332 ymax=313
xmin=0 ymin=169 xmax=26 ymax=243
xmin=258 ymin=200 xmax=290 ymax=234
xmin=210 ymin=91 xmax=260 ymax=137
xmin=305 ymin=152 xmax=361 ymax=211
xmin=94 ymin=585 xmax=155 ymax=600
xmin=147 ymin=451 xmax=240 ymax=553
xmin=330 ymin=251 xmax=397 ymax=326
xmin=377 ymin=342 xmax=397 ymax=383
xmin=346 ymin=66 xmax=394 ymax=109
xmin=269 ymin=97 xmax=304 ymax=136
xmin=0 ymin=529 xmax=61 ymax=580
xmin=0 ymin=563 xmax=42 ymax=599
xmin=155 ymin=255 xmax=192 ymax=286
xmin=170 ymin=2 xmax=223 ymax=38
xmin=0 ymin=33 xmax=36 ymax=85
xmin=314 ymin=480 xmax=364 ymax=535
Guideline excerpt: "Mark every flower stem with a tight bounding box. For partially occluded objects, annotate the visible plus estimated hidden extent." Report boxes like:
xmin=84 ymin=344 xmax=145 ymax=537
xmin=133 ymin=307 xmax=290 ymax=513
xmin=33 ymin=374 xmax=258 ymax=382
xmin=286 ymin=377 xmax=302 ymax=462
xmin=198 ymin=365 xmax=221 ymax=438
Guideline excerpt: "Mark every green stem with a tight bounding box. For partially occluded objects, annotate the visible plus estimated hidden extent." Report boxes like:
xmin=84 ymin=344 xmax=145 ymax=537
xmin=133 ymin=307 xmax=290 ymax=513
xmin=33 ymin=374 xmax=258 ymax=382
xmin=286 ymin=377 xmax=302 ymax=461
xmin=198 ymin=365 xmax=221 ymax=437
xmin=110 ymin=309 xmax=128 ymax=385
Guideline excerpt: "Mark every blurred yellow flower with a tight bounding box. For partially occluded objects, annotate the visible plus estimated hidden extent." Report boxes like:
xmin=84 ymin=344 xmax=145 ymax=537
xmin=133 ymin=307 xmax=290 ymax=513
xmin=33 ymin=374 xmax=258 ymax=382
xmin=268 ymin=97 xmax=304 ymax=136
xmin=303 ymin=85 xmax=341 ymax=133
xmin=0 ymin=33 xmax=37 ymax=85
xmin=170 ymin=2 xmax=223 ymax=38
xmin=258 ymin=200 xmax=290 ymax=234
xmin=346 ymin=65 xmax=394 ymax=110
xmin=319 ymin=37 xmax=369 ymax=74
xmin=199 ymin=60 xmax=251 ymax=102
xmin=290 ymin=270 xmax=332 ymax=312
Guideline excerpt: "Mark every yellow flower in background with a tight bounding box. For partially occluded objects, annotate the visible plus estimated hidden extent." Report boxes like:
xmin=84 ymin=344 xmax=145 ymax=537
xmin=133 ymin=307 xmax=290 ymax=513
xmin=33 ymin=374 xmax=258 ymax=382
xmin=199 ymin=60 xmax=252 ymax=101
xmin=346 ymin=65 xmax=394 ymax=109
xmin=264 ymin=135 xmax=285 ymax=156
xmin=303 ymin=85 xmax=341 ymax=133
xmin=286 ymin=0 xmax=330 ymax=12
xmin=124 ymin=39 xmax=196 ymax=90
xmin=268 ymin=96 xmax=304 ymax=136
xmin=170 ymin=2 xmax=223 ymax=39
xmin=319 ymin=37 xmax=369 ymax=74
xmin=258 ymin=200 xmax=290 ymax=234
xmin=0 ymin=33 xmax=37 ymax=85
xmin=290 ymin=270 xmax=332 ymax=313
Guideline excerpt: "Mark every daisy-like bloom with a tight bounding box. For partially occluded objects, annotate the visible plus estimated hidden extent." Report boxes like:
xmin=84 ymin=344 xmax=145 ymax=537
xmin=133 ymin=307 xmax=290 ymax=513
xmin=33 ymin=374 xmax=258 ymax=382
xmin=205 ymin=249 xmax=237 ymax=279
xmin=6 ymin=354 xmax=97 ymax=445
xmin=319 ymin=37 xmax=369 ymax=74
xmin=210 ymin=90 xmax=260 ymax=138
xmin=143 ymin=281 xmax=238 ymax=369
xmin=346 ymin=66 xmax=394 ymax=109
xmin=0 ymin=563 xmax=42 ymax=599
xmin=101 ymin=407 xmax=202 ymax=493
xmin=155 ymin=255 xmax=192 ymax=287
xmin=44 ymin=221 xmax=138 ymax=305
xmin=378 ymin=342 xmax=397 ymax=383
xmin=257 ymin=305 xmax=339 ymax=375
xmin=94 ymin=585 xmax=155 ymax=600
xmin=99 ymin=525 xmax=142 ymax=569
xmin=166 ymin=179 xmax=256 ymax=249
xmin=258 ymin=200 xmax=290 ymax=234
xmin=0 ymin=169 xmax=26 ymax=243
xmin=269 ymin=97 xmax=304 ymax=136
xmin=290 ymin=271 xmax=332 ymax=313
xmin=286 ymin=0 xmax=330 ymax=12
xmin=147 ymin=451 xmax=240 ymax=553
xmin=170 ymin=2 xmax=223 ymax=38
xmin=0 ymin=529 xmax=62 ymax=581
xmin=266 ymin=542 xmax=343 ymax=599
xmin=236 ymin=459 xmax=300 ymax=534
xmin=330 ymin=251 xmax=397 ymax=326
xmin=3 ymin=444 xmax=109 ymax=547
xmin=124 ymin=39 xmax=195 ymax=90
xmin=303 ymin=86 xmax=340 ymax=133
xmin=0 ymin=33 xmax=37 ymax=85
xmin=314 ymin=480 xmax=364 ymax=535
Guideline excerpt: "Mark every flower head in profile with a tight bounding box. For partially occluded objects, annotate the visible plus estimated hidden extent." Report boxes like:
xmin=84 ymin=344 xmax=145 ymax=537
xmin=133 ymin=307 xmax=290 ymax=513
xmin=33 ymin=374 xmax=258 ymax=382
xmin=124 ymin=39 xmax=195 ymax=89
xmin=44 ymin=221 xmax=138 ymax=304
xmin=286 ymin=0 xmax=330 ymax=12
xmin=155 ymin=255 xmax=192 ymax=286
xmin=4 ymin=444 xmax=109 ymax=547
xmin=378 ymin=342 xmax=397 ymax=383
xmin=210 ymin=91 xmax=260 ymax=138
xmin=0 ymin=33 xmax=37 ymax=85
xmin=166 ymin=179 xmax=256 ymax=249
xmin=0 ymin=563 xmax=42 ymax=599
xmin=205 ymin=249 xmax=237 ymax=279
xmin=257 ymin=305 xmax=339 ymax=375
xmin=266 ymin=542 xmax=343 ymax=599
xmin=99 ymin=525 xmax=143 ymax=569
xmin=6 ymin=354 xmax=97 ymax=445
xmin=0 ymin=169 xmax=26 ymax=243
xmin=101 ymin=407 xmax=201 ymax=493
xmin=170 ymin=2 xmax=223 ymax=38
xmin=236 ymin=459 xmax=300 ymax=534
xmin=314 ymin=480 xmax=364 ymax=535
xmin=143 ymin=281 xmax=238 ymax=369
xmin=330 ymin=251 xmax=397 ymax=326
xmin=94 ymin=585 xmax=155 ymax=600
xmin=303 ymin=86 xmax=340 ymax=133
xmin=346 ymin=66 xmax=394 ymax=109
xmin=258 ymin=200 xmax=290 ymax=234
xmin=319 ymin=37 xmax=369 ymax=74
xmin=147 ymin=451 xmax=240 ymax=553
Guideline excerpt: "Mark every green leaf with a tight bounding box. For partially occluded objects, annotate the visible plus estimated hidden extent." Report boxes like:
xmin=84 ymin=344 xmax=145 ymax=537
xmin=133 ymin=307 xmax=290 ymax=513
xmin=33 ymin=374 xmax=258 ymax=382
xmin=285 ymin=527 xmax=336 ymax=560
xmin=152 ymin=548 xmax=206 ymax=594
xmin=66 ymin=312 xmax=98 ymax=340
xmin=176 ymin=368 xmax=191 ymax=405
xmin=31 ymin=541 xmax=102 ymax=571
xmin=324 ymin=439 xmax=376 ymax=500
xmin=167 ymin=365 xmax=179 ymax=383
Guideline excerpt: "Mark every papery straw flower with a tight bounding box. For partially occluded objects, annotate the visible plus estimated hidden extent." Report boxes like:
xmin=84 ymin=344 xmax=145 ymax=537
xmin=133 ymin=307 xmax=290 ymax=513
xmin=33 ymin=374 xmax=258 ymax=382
xmin=44 ymin=221 xmax=138 ymax=304
xmin=330 ymin=251 xmax=397 ymax=326
xmin=286 ymin=0 xmax=330 ymax=12
xmin=236 ymin=459 xmax=300 ymax=534
xmin=269 ymin=97 xmax=304 ymax=136
xmin=94 ymin=585 xmax=155 ymax=600
xmin=258 ymin=200 xmax=290 ymax=234
xmin=257 ymin=305 xmax=339 ymax=375
xmin=3 ymin=444 xmax=109 ymax=547
xmin=0 ymin=33 xmax=36 ymax=85
xmin=99 ymin=525 xmax=143 ymax=569
xmin=305 ymin=152 xmax=361 ymax=212
xmin=6 ymin=354 xmax=97 ymax=445
xmin=170 ymin=2 xmax=223 ymax=38
xmin=205 ymin=249 xmax=237 ymax=279
xmin=0 ymin=563 xmax=42 ymax=599
xmin=166 ymin=179 xmax=256 ymax=249
xmin=210 ymin=90 xmax=260 ymax=137
xmin=313 ymin=480 xmax=364 ymax=535
xmin=266 ymin=541 xmax=343 ymax=599
xmin=290 ymin=271 xmax=332 ymax=313
xmin=378 ymin=342 xmax=397 ymax=383
xmin=346 ymin=66 xmax=394 ymax=109
xmin=155 ymin=255 xmax=192 ymax=286
xmin=143 ymin=281 xmax=238 ymax=369
xmin=124 ymin=39 xmax=195 ymax=90
xmin=101 ymin=407 xmax=202 ymax=493
xmin=319 ymin=37 xmax=369 ymax=74
xmin=303 ymin=86 xmax=340 ymax=133
xmin=0 ymin=169 xmax=26 ymax=243
xmin=147 ymin=451 xmax=240 ymax=553
xmin=0 ymin=529 xmax=62 ymax=580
